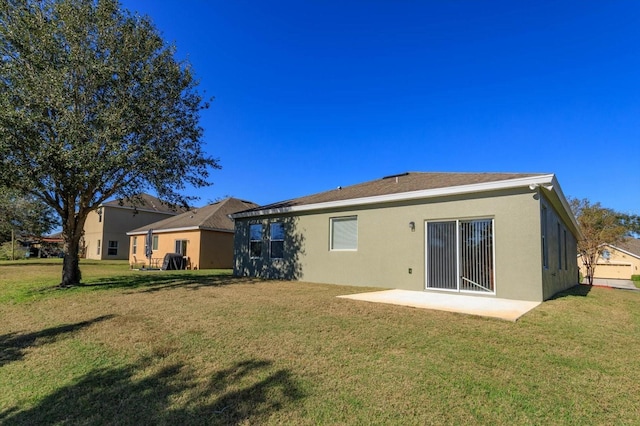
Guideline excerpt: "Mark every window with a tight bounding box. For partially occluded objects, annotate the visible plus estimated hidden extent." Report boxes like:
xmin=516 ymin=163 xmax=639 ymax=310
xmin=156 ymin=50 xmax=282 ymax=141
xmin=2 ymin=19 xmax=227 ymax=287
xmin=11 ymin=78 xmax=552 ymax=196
xmin=541 ymin=205 xmax=548 ymax=269
xmin=564 ymin=230 xmax=568 ymax=270
xmin=152 ymin=235 xmax=159 ymax=251
xmin=97 ymin=239 xmax=101 ymax=255
xmin=602 ymin=249 xmax=611 ymax=261
xmin=330 ymin=216 xmax=357 ymax=250
xmin=250 ymin=224 xmax=263 ymax=258
xmin=175 ymin=240 xmax=187 ymax=256
xmin=557 ymin=222 xmax=562 ymax=270
xmin=270 ymin=222 xmax=284 ymax=259
xmin=132 ymin=237 xmax=137 ymax=255
xmin=107 ymin=240 xmax=118 ymax=256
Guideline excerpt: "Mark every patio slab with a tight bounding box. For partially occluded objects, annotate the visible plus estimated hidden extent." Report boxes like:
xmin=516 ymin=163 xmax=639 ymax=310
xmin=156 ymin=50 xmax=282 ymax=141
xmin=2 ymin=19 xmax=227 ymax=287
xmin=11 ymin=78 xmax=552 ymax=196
xmin=337 ymin=289 xmax=541 ymax=321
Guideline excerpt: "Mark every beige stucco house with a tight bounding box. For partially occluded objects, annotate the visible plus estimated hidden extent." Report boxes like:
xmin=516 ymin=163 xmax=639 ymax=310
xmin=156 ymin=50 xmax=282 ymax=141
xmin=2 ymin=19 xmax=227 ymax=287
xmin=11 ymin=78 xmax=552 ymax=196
xmin=231 ymin=172 xmax=581 ymax=302
xmin=579 ymin=239 xmax=640 ymax=280
xmin=83 ymin=194 xmax=182 ymax=260
xmin=127 ymin=197 xmax=258 ymax=270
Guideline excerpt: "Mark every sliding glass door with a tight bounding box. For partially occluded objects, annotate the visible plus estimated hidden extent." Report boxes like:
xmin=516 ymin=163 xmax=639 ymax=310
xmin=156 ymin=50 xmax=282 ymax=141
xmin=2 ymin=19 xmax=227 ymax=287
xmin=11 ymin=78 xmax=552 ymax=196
xmin=426 ymin=219 xmax=495 ymax=293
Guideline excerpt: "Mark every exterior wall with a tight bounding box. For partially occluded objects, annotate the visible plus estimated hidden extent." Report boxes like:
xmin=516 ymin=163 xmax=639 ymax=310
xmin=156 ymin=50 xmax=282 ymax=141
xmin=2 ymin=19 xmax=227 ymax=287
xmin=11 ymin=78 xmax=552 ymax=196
xmin=83 ymin=207 xmax=175 ymax=260
xmin=137 ymin=229 xmax=200 ymax=268
xmin=578 ymin=245 xmax=640 ymax=280
xmin=129 ymin=229 xmax=236 ymax=269
xmin=539 ymin=194 xmax=580 ymax=299
xmin=83 ymin=209 xmax=106 ymax=260
xmin=198 ymin=230 xmax=235 ymax=269
xmin=234 ymin=188 xmax=580 ymax=302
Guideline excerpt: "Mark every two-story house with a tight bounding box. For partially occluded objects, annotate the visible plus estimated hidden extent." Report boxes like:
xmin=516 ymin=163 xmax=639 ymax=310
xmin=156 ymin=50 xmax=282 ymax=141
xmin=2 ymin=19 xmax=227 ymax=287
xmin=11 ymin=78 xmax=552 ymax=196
xmin=82 ymin=193 xmax=182 ymax=260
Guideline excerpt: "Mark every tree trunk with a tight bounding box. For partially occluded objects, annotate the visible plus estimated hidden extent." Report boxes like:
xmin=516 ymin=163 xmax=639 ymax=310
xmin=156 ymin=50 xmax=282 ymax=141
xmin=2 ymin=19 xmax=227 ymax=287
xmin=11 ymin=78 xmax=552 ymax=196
xmin=60 ymin=210 xmax=87 ymax=287
xmin=61 ymin=235 xmax=82 ymax=286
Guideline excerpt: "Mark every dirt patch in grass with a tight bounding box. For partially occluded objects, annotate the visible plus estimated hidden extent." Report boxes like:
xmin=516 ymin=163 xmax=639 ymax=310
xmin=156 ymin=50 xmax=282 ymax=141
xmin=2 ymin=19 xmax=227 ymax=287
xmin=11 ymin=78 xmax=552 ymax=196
xmin=1 ymin=270 xmax=640 ymax=424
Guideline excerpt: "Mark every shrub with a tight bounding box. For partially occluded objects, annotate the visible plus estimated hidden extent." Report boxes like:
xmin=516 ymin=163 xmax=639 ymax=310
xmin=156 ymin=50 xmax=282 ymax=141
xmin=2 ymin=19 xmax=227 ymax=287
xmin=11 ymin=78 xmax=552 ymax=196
xmin=0 ymin=241 xmax=28 ymax=260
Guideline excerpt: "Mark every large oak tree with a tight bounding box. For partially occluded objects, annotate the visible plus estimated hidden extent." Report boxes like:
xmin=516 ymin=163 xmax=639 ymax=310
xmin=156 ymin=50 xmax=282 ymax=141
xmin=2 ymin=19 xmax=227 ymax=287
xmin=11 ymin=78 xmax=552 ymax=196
xmin=0 ymin=0 xmax=219 ymax=286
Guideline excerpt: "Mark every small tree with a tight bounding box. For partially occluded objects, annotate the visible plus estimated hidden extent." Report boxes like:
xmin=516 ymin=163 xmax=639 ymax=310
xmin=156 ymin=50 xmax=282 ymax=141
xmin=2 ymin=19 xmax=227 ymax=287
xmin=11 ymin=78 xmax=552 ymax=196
xmin=0 ymin=187 xmax=58 ymax=243
xmin=570 ymin=198 xmax=627 ymax=285
xmin=618 ymin=213 xmax=640 ymax=237
xmin=0 ymin=0 xmax=219 ymax=286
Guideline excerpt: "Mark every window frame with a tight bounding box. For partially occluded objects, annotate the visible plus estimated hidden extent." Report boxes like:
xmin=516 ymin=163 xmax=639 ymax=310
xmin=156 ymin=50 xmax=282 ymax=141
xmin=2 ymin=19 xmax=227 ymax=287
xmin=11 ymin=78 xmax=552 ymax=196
xmin=425 ymin=217 xmax=496 ymax=294
xmin=97 ymin=239 xmax=101 ymax=255
xmin=330 ymin=216 xmax=358 ymax=251
xmin=541 ymin=204 xmax=548 ymax=269
xmin=563 ymin=229 xmax=568 ymax=270
xmin=557 ymin=222 xmax=562 ymax=271
xmin=152 ymin=235 xmax=159 ymax=251
xmin=132 ymin=236 xmax=137 ymax=255
xmin=107 ymin=240 xmax=118 ymax=256
xmin=175 ymin=239 xmax=187 ymax=256
xmin=249 ymin=223 xmax=263 ymax=259
xmin=269 ymin=222 xmax=285 ymax=259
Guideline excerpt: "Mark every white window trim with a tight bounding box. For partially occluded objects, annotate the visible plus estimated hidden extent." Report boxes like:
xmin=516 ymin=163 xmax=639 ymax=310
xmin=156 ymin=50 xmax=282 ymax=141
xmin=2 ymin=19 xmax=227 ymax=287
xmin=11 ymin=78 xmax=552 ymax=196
xmin=424 ymin=217 xmax=496 ymax=295
xmin=330 ymin=216 xmax=358 ymax=251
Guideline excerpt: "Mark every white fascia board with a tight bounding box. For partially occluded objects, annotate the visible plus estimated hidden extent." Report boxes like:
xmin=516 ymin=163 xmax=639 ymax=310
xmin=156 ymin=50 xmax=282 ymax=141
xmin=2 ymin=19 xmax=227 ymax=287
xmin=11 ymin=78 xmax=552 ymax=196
xmin=231 ymin=174 xmax=556 ymax=219
xmin=126 ymin=226 xmax=234 ymax=236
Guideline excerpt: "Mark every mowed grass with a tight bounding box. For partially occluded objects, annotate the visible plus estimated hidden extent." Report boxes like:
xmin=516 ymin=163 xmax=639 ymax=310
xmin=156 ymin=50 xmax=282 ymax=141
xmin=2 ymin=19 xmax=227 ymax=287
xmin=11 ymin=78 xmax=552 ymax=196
xmin=1 ymin=261 xmax=640 ymax=424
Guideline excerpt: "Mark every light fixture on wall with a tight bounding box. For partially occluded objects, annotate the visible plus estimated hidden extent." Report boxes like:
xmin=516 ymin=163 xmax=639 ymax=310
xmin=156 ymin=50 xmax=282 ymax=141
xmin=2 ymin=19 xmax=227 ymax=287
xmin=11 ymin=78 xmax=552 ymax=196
xmin=409 ymin=221 xmax=415 ymax=232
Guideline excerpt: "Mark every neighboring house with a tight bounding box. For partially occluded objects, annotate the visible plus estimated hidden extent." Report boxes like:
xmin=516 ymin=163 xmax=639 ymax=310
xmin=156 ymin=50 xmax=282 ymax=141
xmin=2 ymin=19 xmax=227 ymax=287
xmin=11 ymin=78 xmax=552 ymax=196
xmin=83 ymin=193 xmax=182 ymax=260
xmin=231 ymin=172 xmax=581 ymax=302
xmin=578 ymin=239 xmax=640 ymax=280
xmin=127 ymin=197 xmax=258 ymax=270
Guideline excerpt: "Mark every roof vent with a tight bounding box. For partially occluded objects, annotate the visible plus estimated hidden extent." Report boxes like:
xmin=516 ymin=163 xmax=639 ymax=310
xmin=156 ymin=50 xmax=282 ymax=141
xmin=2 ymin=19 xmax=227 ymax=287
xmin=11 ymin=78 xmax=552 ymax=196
xmin=382 ymin=172 xmax=409 ymax=180
xmin=337 ymin=186 xmax=342 ymax=190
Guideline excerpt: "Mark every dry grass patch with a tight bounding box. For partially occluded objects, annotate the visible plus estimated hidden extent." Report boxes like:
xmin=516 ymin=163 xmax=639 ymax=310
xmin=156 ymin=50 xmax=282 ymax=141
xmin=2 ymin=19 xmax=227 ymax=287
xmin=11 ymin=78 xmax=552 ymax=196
xmin=1 ymin=262 xmax=640 ymax=424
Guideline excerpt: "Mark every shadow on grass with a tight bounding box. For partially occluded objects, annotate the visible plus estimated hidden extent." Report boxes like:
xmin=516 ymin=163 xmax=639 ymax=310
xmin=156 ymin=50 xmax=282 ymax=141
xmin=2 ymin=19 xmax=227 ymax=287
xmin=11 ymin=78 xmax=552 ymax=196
xmin=31 ymin=272 xmax=260 ymax=297
xmin=0 ymin=358 xmax=305 ymax=425
xmin=0 ymin=315 xmax=115 ymax=367
xmin=549 ymin=284 xmax=592 ymax=300
xmin=79 ymin=272 xmax=257 ymax=294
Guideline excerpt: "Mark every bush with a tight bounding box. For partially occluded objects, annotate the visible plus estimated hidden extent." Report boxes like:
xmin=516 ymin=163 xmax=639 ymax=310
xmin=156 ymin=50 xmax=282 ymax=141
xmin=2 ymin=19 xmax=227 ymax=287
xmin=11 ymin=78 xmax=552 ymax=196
xmin=0 ymin=241 xmax=28 ymax=260
xmin=631 ymin=275 xmax=640 ymax=282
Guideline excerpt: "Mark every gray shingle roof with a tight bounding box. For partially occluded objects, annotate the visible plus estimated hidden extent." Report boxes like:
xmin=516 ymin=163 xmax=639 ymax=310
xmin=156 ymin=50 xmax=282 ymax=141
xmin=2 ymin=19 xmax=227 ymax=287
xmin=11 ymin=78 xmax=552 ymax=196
xmin=238 ymin=172 xmax=547 ymax=213
xmin=102 ymin=193 xmax=183 ymax=215
xmin=128 ymin=197 xmax=258 ymax=234
xmin=617 ymin=238 xmax=640 ymax=257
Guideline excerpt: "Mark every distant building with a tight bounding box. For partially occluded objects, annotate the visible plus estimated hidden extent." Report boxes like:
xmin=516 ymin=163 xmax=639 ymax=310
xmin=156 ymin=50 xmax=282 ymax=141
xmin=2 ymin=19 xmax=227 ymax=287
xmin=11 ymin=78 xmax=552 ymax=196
xmin=83 ymin=194 xmax=182 ymax=260
xmin=579 ymin=239 xmax=640 ymax=280
xmin=127 ymin=197 xmax=258 ymax=269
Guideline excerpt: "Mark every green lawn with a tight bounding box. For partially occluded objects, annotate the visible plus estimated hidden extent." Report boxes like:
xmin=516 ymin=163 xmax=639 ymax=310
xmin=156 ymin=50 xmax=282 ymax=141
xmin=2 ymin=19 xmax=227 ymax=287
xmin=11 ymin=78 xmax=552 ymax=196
xmin=1 ymin=260 xmax=640 ymax=425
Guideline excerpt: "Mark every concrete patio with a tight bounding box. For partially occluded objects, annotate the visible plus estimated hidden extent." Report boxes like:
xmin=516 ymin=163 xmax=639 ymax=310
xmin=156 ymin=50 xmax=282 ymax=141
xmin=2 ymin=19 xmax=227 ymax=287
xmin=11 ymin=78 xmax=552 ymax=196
xmin=338 ymin=289 xmax=541 ymax=321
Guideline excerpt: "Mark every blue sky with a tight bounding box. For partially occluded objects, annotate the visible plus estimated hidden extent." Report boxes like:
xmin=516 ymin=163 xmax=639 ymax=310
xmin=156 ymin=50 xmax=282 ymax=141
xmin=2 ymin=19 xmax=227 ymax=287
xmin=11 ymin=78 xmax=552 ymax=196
xmin=120 ymin=1 xmax=639 ymax=214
